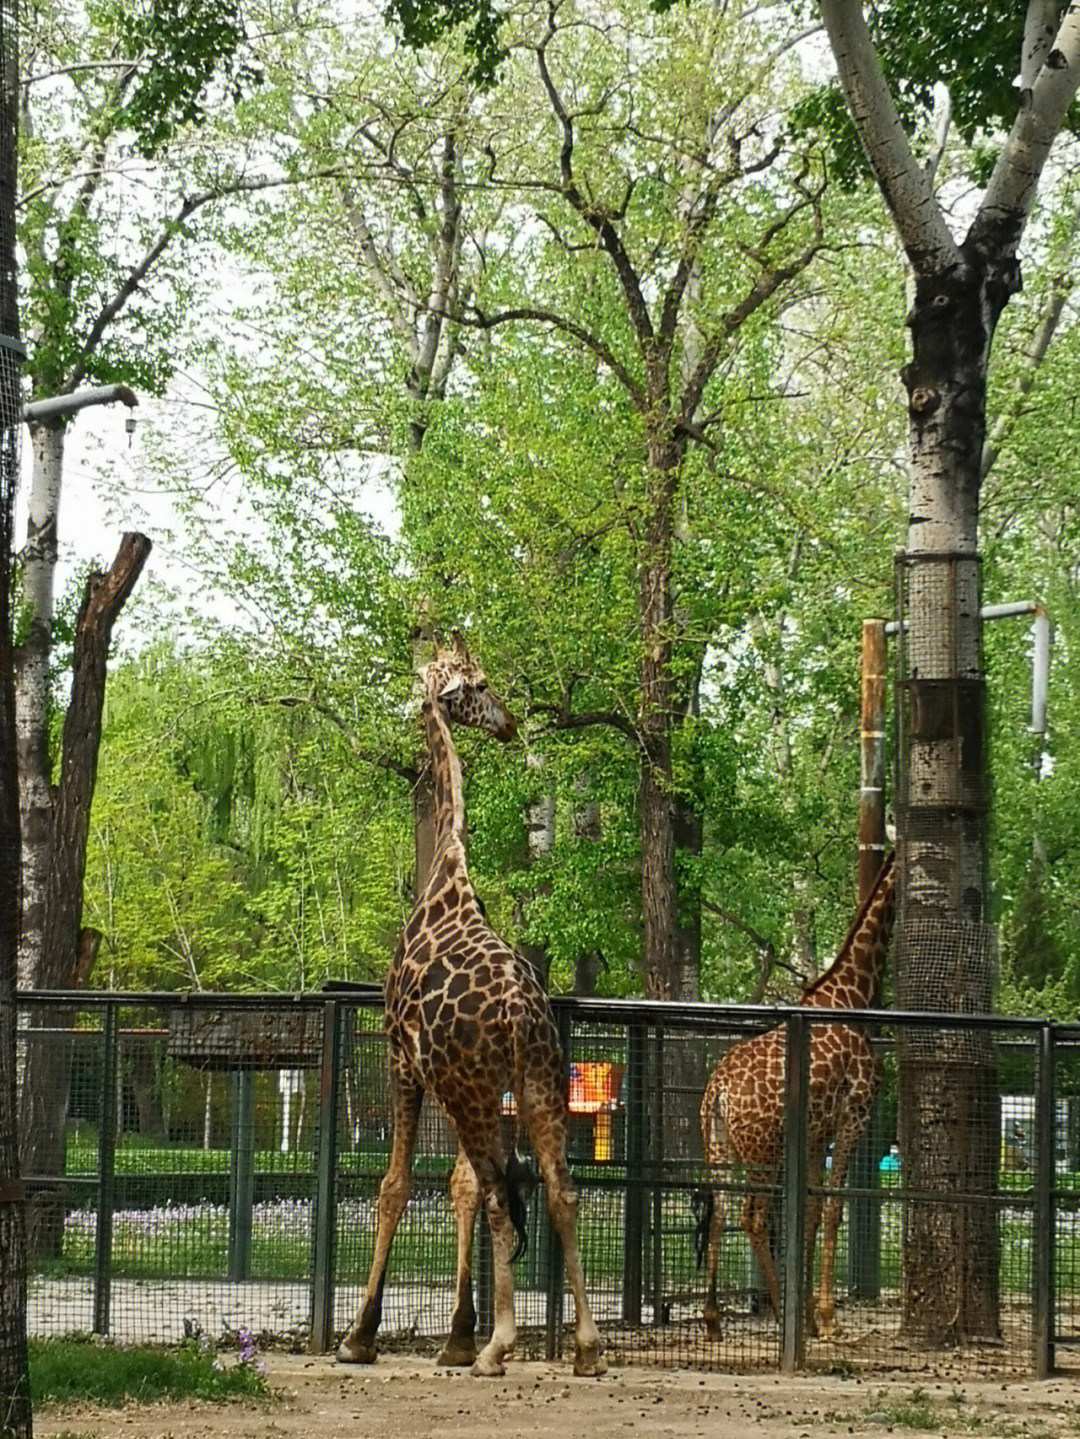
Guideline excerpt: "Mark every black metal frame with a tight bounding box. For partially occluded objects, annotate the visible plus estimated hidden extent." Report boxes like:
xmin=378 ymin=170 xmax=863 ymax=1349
xmin=17 ymin=989 xmax=1080 ymax=1375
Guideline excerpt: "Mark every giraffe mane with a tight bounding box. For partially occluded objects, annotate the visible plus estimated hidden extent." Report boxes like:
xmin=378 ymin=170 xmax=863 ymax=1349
xmin=799 ymin=849 xmax=896 ymax=1004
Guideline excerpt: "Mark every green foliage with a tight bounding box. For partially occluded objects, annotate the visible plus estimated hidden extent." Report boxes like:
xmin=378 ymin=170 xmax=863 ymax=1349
xmin=48 ymin=0 xmax=1080 ymax=1015
xmin=389 ymin=0 xmax=506 ymax=85
xmin=115 ymin=0 xmax=259 ymax=157
xmin=28 ymin=1336 xmax=271 ymax=1406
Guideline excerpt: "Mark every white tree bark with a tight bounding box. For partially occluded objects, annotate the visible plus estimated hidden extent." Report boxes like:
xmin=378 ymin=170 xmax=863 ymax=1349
xmin=16 ymin=421 xmax=66 ymax=988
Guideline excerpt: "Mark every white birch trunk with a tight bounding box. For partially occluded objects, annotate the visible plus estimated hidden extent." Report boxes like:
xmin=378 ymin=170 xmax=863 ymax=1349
xmin=16 ymin=420 xmax=65 ymax=988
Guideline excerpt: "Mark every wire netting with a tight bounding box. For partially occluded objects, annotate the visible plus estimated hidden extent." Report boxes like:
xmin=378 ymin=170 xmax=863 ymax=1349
xmin=16 ymin=992 xmax=1080 ymax=1378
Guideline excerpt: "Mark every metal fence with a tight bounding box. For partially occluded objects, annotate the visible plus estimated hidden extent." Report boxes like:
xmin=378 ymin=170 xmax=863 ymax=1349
xmin=16 ymin=990 xmax=1080 ymax=1377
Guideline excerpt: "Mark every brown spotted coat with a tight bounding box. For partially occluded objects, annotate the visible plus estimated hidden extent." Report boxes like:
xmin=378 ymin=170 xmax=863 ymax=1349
xmin=337 ymin=634 xmax=604 ymax=1377
xmin=698 ymin=852 xmax=896 ymax=1340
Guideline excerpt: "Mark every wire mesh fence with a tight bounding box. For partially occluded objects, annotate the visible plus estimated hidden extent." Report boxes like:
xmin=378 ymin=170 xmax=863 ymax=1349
xmin=16 ymin=990 xmax=1080 ymax=1377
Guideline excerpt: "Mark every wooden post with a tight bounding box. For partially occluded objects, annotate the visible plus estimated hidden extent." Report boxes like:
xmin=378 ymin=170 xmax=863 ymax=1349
xmin=850 ymin=618 xmax=888 ymax=1301
xmin=859 ymin=619 xmax=888 ymax=903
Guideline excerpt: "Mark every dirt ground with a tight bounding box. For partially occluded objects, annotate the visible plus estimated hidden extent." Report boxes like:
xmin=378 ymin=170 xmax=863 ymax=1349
xmin=34 ymin=1351 xmax=1080 ymax=1439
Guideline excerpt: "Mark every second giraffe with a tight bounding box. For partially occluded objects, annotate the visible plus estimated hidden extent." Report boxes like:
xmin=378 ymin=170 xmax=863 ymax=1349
xmin=697 ymin=851 xmax=896 ymax=1340
xmin=337 ymin=633 xmax=605 ymax=1378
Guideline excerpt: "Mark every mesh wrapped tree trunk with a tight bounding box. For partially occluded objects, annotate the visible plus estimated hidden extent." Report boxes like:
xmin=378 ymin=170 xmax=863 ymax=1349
xmin=894 ymin=552 xmax=999 ymax=1340
xmin=0 ymin=0 xmax=31 ymax=1422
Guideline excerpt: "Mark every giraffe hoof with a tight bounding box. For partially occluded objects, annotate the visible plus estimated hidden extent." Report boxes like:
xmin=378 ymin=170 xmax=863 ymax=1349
xmin=336 ymin=1334 xmax=378 ymax=1365
xmin=573 ymin=1345 xmax=607 ymax=1377
xmin=437 ymin=1338 xmax=478 ymax=1367
xmin=470 ymin=1355 xmax=506 ymax=1378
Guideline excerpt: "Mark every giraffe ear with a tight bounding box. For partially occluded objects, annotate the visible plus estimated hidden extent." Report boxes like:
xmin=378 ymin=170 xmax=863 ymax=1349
xmin=439 ymin=674 xmax=464 ymax=698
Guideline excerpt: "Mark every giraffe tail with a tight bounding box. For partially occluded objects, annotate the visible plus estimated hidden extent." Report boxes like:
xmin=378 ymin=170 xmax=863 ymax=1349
xmin=504 ymin=1008 xmax=537 ymax=1263
xmin=690 ymin=1188 xmax=714 ymax=1271
xmin=505 ymin=1149 xmax=536 ymax=1263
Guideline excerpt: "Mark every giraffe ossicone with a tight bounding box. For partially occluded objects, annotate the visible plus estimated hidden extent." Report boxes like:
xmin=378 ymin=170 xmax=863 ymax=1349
xmin=337 ymin=633 xmax=605 ymax=1378
xmin=697 ymin=851 xmax=897 ymax=1342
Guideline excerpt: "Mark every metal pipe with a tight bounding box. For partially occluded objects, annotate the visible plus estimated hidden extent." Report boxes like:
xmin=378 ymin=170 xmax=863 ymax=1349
xmin=23 ymin=383 xmax=137 ymax=424
xmin=1032 ymin=608 xmax=1051 ymax=736
xmin=885 ymin=599 xmax=1043 ymax=635
xmin=781 ymin=1012 xmax=809 ymax=1373
xmin=887 ymin=599 xmax=1051 ymax=745
xmin=310 ymin=998 xmax=341 ymax=1352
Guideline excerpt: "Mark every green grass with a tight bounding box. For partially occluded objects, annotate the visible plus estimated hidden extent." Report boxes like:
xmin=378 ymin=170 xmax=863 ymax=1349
xmin=29 ymin=1337 xmax=271 ymax=1407
xmin=65 ymin=1141 xmax=451 ymax=1179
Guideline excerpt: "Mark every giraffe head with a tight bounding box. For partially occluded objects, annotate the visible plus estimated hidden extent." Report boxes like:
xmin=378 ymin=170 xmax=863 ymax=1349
xmin=422 ymin=632 xmax=517 ymax=741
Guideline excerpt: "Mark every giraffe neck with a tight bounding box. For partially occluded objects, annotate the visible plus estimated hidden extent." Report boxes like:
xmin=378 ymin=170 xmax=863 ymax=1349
xmin=801 ymin=852 xmax=897 ymax=1011
xmin=423 ymin=698 xmax=467 ymax=855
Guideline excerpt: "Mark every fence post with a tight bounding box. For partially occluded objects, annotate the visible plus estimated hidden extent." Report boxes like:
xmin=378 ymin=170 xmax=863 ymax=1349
xmin=650 ymin=1022 xmax=665 ymax=1325
xmin=1032 ymin=1022 xmax=1055 ymax=1377
xmin=781 ymin=1011 xmax=809 ymax=1373
xmin=310 ymin=998 xmax=341 ymax=1352
xmin=623 ymin=1015 xmax=647 ymax=1325
xmin=228 ymin=1070 xmax=255 ymax=1282
xmin=848 ymin=1096 xmax=882 ymax=1301
xmin=93 ymin=999 xmax=118 ymax=1335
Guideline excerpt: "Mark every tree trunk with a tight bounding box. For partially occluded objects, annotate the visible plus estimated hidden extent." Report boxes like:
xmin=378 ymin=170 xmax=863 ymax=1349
xmin=0 ymin=35 xmax=32 ymax=1417
xmin=570 ymin=791 xmax=603 ymax=995
xmin=516 ymin=753 xmax=554 ymax=983
xmin=640 ymin=432 xmax=682 ymax=999
xmin=894 ymin=254 xmax=1008 ymax=1343
xmin=672 ymin=792 xmax=701 ymax=1001
xmin=16 ymin=420 xmax=65 ymax=990
xmin=21 ymin=534 xmax=150 ymax=1257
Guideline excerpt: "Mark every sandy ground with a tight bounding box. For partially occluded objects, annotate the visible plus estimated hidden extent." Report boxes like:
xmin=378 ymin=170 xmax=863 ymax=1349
xmin=34 ymin=1351 xmax=1080 ymax=1439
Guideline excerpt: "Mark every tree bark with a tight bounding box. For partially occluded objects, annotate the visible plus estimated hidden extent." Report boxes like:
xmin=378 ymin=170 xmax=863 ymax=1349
xmin=21 ymin=533 xmax=150 ymax=1257
xmin=893 ymin=258 xmax=1007 ymax=1342
xmin=16 ymin=419 xmax=65 ymax=991
xmin=0 ymin=31 xmax=31 ymax=1417
xmin=640 ymin=430 xmax=683 ymax=999
xmin=516 ymin=753 xmax=554 ymax=983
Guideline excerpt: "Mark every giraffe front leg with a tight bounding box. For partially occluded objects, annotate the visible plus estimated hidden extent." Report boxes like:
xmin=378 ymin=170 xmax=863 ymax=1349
xmin=338 ymin=1076 xmax=423 ymax=1365
xmin=438 ymin=1151 xmax=481 ymax=1367
xmin=814 ymin=1128 xmax=862 ymax=1340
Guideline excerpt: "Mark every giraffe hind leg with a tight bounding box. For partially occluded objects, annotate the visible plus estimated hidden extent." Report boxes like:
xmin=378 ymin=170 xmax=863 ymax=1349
xmin=337 ymin=1072 xmax=423 ymax=1365
xmin=742 ymin=1176 xmax=782 ymax=1323
xmin=438 ymin=1150 xmax=481 ymax=1367
xmin=525 ymin=1094 xmax=605 ymax=1376
xmin=698 ymin=1178 xmax=727 ymax=1338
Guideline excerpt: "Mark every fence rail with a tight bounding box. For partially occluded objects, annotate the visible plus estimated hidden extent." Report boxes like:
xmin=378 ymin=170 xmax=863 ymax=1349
xmin=16 ymin=990 xmax=1080 ymax=1377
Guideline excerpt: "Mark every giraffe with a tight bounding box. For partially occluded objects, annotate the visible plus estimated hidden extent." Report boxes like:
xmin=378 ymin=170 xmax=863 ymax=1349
xmin=337 ymin=633 xmax=605 ymax=1378
xmin=697 ymin=850 xmax=896 ymax=1340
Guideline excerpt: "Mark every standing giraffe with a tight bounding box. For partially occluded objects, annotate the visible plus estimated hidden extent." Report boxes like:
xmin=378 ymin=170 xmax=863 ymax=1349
xmin=337 ymin=634 xmax=605 ymax=1378
xmin=697 ymin=851 xmax=896 ymax=1340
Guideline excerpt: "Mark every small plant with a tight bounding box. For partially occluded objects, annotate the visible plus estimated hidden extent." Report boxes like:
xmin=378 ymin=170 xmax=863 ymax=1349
xmin=863 ymin=1387 xmax=939 ymax=1431
xmin=29 ymin=1335 xmax=272 ymax=1407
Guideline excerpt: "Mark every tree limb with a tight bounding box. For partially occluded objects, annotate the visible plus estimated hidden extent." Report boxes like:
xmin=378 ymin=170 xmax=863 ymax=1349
xmin=459 ymin=302 xmax=646 ymax=407
xmin=974 ymin=3 xmax=1080 ymax=250
xmin=817 ymin=0 xmax=959 ymax=272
